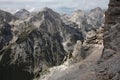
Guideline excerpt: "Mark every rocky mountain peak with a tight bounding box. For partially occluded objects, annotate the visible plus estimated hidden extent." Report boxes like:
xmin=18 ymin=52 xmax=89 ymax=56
xmin=89 ymin=7 xmax=104 ymax=18
xmin=74 ymin=9 xmax=84 ymax=14
xmin=0 ymin=5 xmax=113 ymax=80
xmin=14 ymin=9 xmax=30 ymax=20
xmin=0 ymin=10 xmax=15 ymax=22
xmin=90 ymin=7 xmax=102 ymax=12
xmin=87 ymin=7 xmax=104 ymax=28
xmin=29 ymin=7 xmax=62 ymax=34
xmin=18 ymin=9 xmax=29 ymax=12
xmin=38 ymin=7 xmax=61 ymax=20
xmin=42 ymin=7 xmax=54 ymax=12
xmin=70 ymin=9 xmax=85 ymax=23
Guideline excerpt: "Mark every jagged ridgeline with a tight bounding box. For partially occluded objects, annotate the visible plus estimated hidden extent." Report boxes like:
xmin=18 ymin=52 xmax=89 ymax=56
xmin=0 ymin=6 xmax=106 ymax=80
xmin=0 ymin=7 xmax=84 ymax=80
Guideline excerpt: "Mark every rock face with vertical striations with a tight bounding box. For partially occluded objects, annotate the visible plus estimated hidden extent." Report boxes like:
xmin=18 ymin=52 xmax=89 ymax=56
xmin=96 ymin=0 xmax=120 ymax=80
xmin=0 ymin=6 xmax=107 ymax=80
xmin=0 ymin=8 xmax=66 ymax=80
xmin=87 ymin=7 xmax=105 ymax=28
xmin=0 ymin=7 xmax=84 ymax=80
xmin=14 ymin=9 xmax=30 ymax=20
xmin=0 ymin=22 xmax=13 ymax=50
xmin=0 ymin=10 xmax=16 ymax=22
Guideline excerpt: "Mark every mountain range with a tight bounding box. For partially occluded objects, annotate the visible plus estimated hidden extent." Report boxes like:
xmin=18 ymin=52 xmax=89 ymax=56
xmin=0 ymin=1 xmax=120 ymax=79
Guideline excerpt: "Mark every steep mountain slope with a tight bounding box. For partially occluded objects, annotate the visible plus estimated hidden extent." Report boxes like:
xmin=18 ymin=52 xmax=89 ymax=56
xmin=14 ymin=9 xmax=30 ymax=20
xmin=0 ymin=8 xmax=66 ymax=80
xmin=96 ymin=0 xmax=120 ymax=80
xmin=0 ymin=10 xmax=16 ymax=22
xmin=29 ymin=7 xmax=84 ymax=54
xmin=38 ymin=27 xmax=103 ymax=80
xmin=69 ymin=10 xmax=86 ymax=28
xmin=87 ymin=7 xmax=105 ymax=28
xmin=0 ymin=22 xmax=13 ymax=50
xmin=63 ymin=8 xmax=105 ymax=39
xmin=0 ymin=7 xmax=84 ymax=80
xmin=0 ymin=6 xmax=106 ymax=80
xmin=46 ymin=45 xmax=103 ymax=80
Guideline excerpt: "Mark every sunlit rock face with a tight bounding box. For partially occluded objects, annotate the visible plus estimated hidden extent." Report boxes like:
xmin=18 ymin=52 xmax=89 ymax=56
xmin=101 ymin=0 xmax=120 ymax=64
xmin=96 ymin=0 xmax=120 ymax=80
xmin=63 ymin=8 xmax=105 ymax=41
xmin=29 ymin=7 xmax=62 ymax=33
xmin=0 ymin=7 xmax=84 ymax=80
xmin=0 ymin=8 xmax=66 ymax=80
xmin=69 ymin=10 xmax=86 ymax=28
xmin=87 ymin=7 xmax=105 ymax=28
xmin=0 ymin=6 xmax=106 ymax=80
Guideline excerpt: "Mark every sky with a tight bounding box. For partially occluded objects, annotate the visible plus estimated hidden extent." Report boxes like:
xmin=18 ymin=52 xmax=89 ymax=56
xmin=0 ymin=0 xmax=109 ymax=13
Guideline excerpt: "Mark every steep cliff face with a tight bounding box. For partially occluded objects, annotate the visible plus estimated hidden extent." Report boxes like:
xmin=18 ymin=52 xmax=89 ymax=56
xmin=0 ymin=10 xmax=16 ymax=22
xmin=103 ymin=0 xmax=120 ymax=53
xmin=0 ymin=8 xmax=67 ymax=80
xmin=96 ymin=0 xmax=120 ymax=80
xmin=0 ymin=7 xmax=84 ymax=80
xmin=14 ymin=9 xmax=30 ymax=20
xmin=0 ymin=7 xmax=106 ymax=80
xmin=87 ymin=7 xmax=104 ymax=28
xmin=0 ymin=22 xmax=13 ymax=50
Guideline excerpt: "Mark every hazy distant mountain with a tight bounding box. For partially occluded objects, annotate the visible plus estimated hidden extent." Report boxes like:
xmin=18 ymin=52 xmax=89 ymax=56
xmin=87 ymin=7 xmax=105 ymax=28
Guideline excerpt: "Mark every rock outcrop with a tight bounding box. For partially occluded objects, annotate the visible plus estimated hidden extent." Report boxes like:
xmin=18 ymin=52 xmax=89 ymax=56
xmin=14 ymin=9 xmax=30 ymax=20
xmin=0 ymin=7 xmax=84 ymax=80
xmin=96 ymin=0 xmax=120 ymax=80
xmin=0 ymin=10 xmax=15 ymax=22
xmin=69 ymin=10 xmax=86 ymax=28
xmin=0 ymin=22 xmax=13 ymax=50
xmin=87 ymin=7 xmax=105 ymax=28
xmin=0 ymin=8 xmax=66 ymax=80
xmin=0 ymin=6 xmax=106 ymax=80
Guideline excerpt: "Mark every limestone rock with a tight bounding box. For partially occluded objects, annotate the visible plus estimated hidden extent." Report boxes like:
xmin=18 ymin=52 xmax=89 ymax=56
xmin=14 ymin=9 xmax=30 ymax=20
xmin=96 ymin=0 xmax=120 ymax=80
xmin=0 ymin=10 xmax=15 ymax=22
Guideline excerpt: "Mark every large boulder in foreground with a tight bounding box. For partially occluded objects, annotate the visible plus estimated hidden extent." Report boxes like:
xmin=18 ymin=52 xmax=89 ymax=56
xmin=96 ymin=0 xmax=120 ymax=80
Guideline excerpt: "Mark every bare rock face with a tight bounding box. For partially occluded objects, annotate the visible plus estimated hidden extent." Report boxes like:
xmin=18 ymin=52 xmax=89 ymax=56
xmin=0 ymin=7 xmax=84 ymax=80
xmin=29 ymin=7 xmax=64 ymax=34
xmin=0 ymin=22 xmax=13 ymax=50
xmin=69 ymin=10 xmax=85 ymax=27
xmin=87 ymin=7 xmax=105 ymax=28
xmin=0 ymin=6 xmax=106 ymax=80
xmin=65 ymin=8 xmax=105 ymax=41
xmin=100 ymin=0 xmax=120 ymax=64
xmin=0 ymin=8 xmax=67 ymax=80
xmin=14 ymin=9 xmax=30 ymax=20
xmin=29 ymin=7 xmax=84 ymax=55
xmin=0 ymin=10 xmax=15 ymax=22
xmin=96 ymin=0 xmax=120 ymax=80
